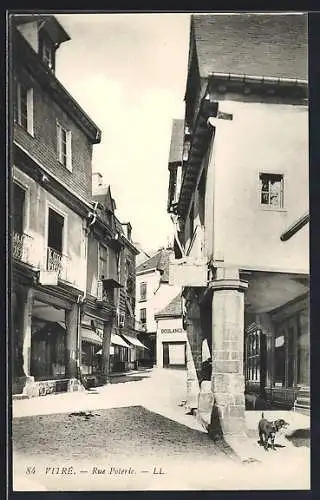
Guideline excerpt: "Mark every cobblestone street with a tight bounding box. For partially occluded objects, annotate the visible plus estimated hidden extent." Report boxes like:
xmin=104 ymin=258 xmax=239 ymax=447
xmin=12 ymin=368 xmax=310 ymax=491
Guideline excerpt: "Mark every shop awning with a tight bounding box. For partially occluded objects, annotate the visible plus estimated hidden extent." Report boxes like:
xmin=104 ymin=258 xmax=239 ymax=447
xmin=96 ymin=346 xmax=115 ymax=355
xmin=121 ymin=334 xmax=148 ymax=349
xmin=111 ymin=333 xmax=130 ymax=348
xmin=81 ymin=327 xmax=102 ymax=346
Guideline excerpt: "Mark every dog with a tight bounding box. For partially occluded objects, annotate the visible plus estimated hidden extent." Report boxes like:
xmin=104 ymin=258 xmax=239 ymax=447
xmin=258 ymin=413 xmax=289 ymax=451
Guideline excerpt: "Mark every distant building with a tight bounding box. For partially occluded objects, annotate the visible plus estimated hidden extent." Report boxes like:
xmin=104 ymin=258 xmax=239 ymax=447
xmin=135 ymin=248 xmax=181 ymax=365
xmin=167 ymin=13 xmax=309 ymax=435
xmin=81 ymin=173 xmax=143 ymax=383
xmin=155 ymin=294 xmax=187 ymax=369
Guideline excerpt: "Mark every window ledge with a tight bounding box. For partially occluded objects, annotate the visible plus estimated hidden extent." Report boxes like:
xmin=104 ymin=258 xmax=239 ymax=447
xmin=14 ymin=122 xmax=35 ymax=139
xmin=138 ymin=298 xmax=147 ymax=303
xmin=259 ymin=205 xmax=287 ymax=213
xmin=57 ymin=159 xmax=73 ymax=172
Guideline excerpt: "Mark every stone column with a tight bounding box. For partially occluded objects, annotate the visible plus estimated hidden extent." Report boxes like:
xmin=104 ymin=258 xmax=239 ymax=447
xmin=20 ymin=287 xmax=34 ymax=378
xmin=65 ymin=303 xmax=79 ymax=379
xmin=156 ymin=330 xmax=163 ymax=368
xmin=209 ymin=267 xmax=248 ymax=438
xmin=184 ymin=295 xmax=202 ymax=413
xmin=101 ymin=318 xmax=113 ymax=383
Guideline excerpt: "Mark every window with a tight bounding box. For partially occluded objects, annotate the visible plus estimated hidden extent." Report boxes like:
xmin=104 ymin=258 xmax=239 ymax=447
xmin=57 ymin=123 xmax=72 ymax=171
xmin=99 ymin=244 xmax=109 ymax=280
xmin=39 ymin=30 xmax=55 ymax=71
xmin=259 ymin=173 xmax=284 ymax=209
xmin=274 ymin=330 xmax=286 ymax=386
xmin=47 ymin=208 xmax=65 ymax=273
xmin=246 ymin=330 xmax=261 ymax=382
xmin=15 ymin=80 xmax=34 ymax=135
xmin=140 ymin=308 xmax=146 ymax=326
xmin=13 ymin=183 xmax=26 ymax=235
xmin=140 ymin=282 xmax=147 ymax=301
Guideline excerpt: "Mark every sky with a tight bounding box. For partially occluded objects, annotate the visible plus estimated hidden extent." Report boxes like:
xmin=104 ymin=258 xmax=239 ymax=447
xmin=54 ymin=13 xmax=191 ymax=254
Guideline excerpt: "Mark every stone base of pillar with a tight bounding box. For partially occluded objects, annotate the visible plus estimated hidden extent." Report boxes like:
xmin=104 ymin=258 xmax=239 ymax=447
xmin=209 ymin=373 xmax=247 ymax=439
xmin=12 ymin=375 xmax=34 ymax=396
xmin=68 ymin=378 xmax=86 ymax=393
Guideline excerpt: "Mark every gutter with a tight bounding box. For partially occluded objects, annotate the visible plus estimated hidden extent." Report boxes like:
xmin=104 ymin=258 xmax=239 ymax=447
xmin=280 ymin=212 xmax=309 ymax=241
xmin=208 ymin=72 xmax=308 ymax=87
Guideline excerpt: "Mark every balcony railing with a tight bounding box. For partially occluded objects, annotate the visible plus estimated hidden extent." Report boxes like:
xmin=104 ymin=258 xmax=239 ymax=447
xmin=12 ymin=232 xmax=34 ymax=265
xmin=135 ymin=320 xmax=147 ymax=332
xmin=47 ymin=247 xmax=70 ymax=281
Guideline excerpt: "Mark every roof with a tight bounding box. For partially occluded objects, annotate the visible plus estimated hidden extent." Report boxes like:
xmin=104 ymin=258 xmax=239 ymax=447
xmin=136 ymin=248 xmax=174 ymax=282
xmin=155 ymin=294 xmax=182 ymax=318
xmin=191 ymin=13 xmax=307 ymax=80
xmin=168 ymin=119 xmax=185 ymax=164
xmin=13 ymin=14 xmax=71 ymax=46
xmin=14 ymin=28 xmax=101 ymax=144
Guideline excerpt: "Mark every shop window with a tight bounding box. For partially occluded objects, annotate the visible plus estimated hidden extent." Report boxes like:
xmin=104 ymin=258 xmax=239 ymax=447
xmin=140 ymin=282 xmax=147 ymax=301
xmin=274 ymin=331 xmax=286 ymax=387
xmin=259 ymin=173 xmax=284 ymax=209
xmin=246 ymin=330 xmax=261 ymax=382
xmin=297 ymin=309 xmax=310 ymax=386
xmin=287 ymin=325 xmax=295 ymax=387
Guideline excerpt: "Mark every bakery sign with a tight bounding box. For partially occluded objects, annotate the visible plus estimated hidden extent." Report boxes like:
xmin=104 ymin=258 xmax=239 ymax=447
xmin=161 ymin=328 xmax=183 ymax=334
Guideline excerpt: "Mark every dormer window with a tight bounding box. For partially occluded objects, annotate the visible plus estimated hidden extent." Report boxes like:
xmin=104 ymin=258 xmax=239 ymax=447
xmin=39 ymin=30 xmax=55 ymax=72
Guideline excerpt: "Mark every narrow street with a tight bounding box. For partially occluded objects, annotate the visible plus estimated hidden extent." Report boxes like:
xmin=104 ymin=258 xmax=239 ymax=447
xmin=12 ymin=368 xmax=310 ymax=491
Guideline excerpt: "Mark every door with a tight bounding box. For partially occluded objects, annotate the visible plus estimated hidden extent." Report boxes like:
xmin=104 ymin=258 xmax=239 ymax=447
xmin=163 ymin=342 xmax=169 ymax=368
xmin=163 ymin=342 xmax=186 ymax=368
xmin=169 ymin=343 xmax=185 ymax=366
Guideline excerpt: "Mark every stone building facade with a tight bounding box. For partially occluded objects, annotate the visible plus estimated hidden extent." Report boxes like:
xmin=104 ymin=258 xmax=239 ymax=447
xmin=11 ymin=14 xmax=102 ymax=397
xmin=167 ymin=13 xmax=309 ymax=437
xmin=10 ymin=14 xmax=141 ymax=397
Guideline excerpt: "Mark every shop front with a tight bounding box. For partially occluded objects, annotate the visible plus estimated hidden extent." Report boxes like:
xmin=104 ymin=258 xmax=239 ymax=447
xmin=120 ymin=332 xmax=149 ymax=370
xmin=244 ymin=270 xmax=309 ymax=410
xmin=109 ymin=333 xmax=131 ymax=373
xmin=155 ymin=313 xmax=188 ymax=369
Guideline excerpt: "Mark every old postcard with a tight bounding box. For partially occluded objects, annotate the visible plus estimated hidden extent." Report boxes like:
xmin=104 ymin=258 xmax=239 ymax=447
xmin=9 ymin=11 xmax=310 ymax=492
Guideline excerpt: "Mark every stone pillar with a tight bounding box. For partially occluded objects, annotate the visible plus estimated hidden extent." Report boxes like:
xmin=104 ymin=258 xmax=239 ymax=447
xmin=184 ymin=295 xmax=202 ymax=413
xmin=208 ymin=267 xmax=248 ymax=438
xmin=20 ymin=287 xmax=34 ymax=378
xmin=65 ymin=303 xmax=79 ymax=379
xmin=101 ymin=319 xmax=113 ymax=383
xmin=156 ymin=330 xmax=163 ymax=368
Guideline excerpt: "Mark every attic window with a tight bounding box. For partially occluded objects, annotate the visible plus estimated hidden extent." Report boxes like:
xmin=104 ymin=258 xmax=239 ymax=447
xmin=39 ymin=30 xmax=55 ymax=72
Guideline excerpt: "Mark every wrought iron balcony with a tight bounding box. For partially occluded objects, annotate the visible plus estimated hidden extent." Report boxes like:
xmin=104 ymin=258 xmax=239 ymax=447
xmin=47 ymin=247 xmax=70 ymax=281
xmin=135 ymin=320 xmax=147 ymax=332
xmin=12 ymin=232 xmax=34 ymax=265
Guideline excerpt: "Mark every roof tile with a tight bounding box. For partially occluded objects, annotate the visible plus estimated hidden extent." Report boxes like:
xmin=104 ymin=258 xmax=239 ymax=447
xmin=192 ymin=13 xmax=307 ymax=80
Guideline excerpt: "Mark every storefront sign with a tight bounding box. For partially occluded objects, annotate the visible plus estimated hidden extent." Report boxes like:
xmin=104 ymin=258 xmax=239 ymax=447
xmin=169 ymin=258 xmax=207 ymax=286
xmin=160 ymin=328 xmax=183 ymax=334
